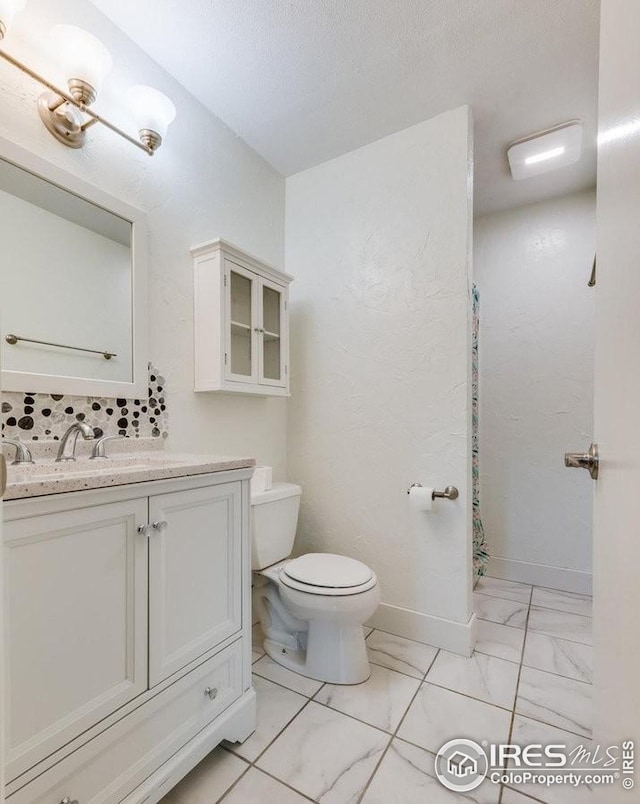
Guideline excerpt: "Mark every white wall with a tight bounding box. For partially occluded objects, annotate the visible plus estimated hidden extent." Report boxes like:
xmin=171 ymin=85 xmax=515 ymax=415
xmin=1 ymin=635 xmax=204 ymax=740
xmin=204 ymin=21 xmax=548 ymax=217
xmin=0 ymin=0 xmax=286 ymax=474
xmin=286 ymin=107 xmax=475 ymax=653
xmin=474 ymin=190 xmax=596 ymax=593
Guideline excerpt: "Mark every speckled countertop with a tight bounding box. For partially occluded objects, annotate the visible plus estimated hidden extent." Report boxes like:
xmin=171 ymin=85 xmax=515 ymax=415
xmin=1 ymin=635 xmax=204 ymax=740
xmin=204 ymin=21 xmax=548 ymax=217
xmin=3 ymin=438 xmax=255 ymax=500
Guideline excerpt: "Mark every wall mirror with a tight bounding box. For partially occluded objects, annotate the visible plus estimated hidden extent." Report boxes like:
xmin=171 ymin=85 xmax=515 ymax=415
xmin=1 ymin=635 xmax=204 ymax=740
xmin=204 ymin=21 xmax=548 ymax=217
xmin=0 ymin=137 xmax=147 ymax=398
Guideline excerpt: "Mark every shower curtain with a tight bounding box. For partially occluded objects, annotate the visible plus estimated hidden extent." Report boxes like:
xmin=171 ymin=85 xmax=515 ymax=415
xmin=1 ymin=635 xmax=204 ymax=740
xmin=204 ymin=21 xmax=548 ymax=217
xmin=472 ymin=285 xmax=489 ymax=581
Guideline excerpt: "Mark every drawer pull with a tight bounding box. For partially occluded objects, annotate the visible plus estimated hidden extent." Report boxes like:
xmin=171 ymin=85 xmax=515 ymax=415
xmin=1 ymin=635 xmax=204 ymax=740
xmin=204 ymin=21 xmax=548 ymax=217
xmin=137 ymin=524 xmax=151 ymax=538
xmin=60 ymin=797 xmax=79 ymax=804
xmin=204 ymin=686 xmax=218 ymax=701
xmin=152 ymin=520 xmax=168 ymax=531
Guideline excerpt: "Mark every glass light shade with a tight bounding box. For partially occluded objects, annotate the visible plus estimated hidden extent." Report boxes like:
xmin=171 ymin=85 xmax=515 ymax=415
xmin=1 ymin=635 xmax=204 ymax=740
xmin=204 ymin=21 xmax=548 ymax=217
xmin=0 ymin=0 xmax=27 ymax=36
xmin=51 ymin=24 xmax=112 ymax=91
xmin=128 ymin=85 xmax=176 ymax=139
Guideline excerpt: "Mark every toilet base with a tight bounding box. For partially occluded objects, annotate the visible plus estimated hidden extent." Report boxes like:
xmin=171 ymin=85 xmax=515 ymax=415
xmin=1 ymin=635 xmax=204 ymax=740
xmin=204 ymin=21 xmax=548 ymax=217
xmin=255 ymin=565 xmax=380 ymax=685
xmin=263 ymin=620 xmax=371 ymax=685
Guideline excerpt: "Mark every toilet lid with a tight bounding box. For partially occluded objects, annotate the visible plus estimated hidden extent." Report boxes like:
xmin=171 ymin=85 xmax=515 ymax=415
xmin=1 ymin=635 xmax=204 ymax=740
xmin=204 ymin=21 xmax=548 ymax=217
xmin=283 ymin=553 xmax=373 ymax=589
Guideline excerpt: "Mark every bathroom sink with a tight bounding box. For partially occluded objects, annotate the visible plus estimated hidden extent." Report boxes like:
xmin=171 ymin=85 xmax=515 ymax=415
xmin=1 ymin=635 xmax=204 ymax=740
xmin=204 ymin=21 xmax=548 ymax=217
xmin=4 ymin=449 xmax=255 ymax=500
xmin=8 ymin=455 xmax=149 ymax=479
xmin=9 ymin=453 xmax=203 ymax=477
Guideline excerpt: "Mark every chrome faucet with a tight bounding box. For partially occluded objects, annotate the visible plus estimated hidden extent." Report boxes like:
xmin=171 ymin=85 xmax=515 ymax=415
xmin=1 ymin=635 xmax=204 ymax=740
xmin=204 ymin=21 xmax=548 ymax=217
xmin=2 ymin=438 xmax=34 ymax=465
xmin=56 ymin=422 xmax=95 ymax=462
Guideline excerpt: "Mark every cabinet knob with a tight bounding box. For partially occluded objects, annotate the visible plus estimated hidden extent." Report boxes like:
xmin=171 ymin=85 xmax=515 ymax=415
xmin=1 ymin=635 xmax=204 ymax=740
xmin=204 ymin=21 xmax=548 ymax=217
xmin=60 ymin=798 xmax=79 ymax=804
xmin=137 ymin=522 xmax=167 ymax=537
xmin=204 ymin=686 xmax=218 ymax=701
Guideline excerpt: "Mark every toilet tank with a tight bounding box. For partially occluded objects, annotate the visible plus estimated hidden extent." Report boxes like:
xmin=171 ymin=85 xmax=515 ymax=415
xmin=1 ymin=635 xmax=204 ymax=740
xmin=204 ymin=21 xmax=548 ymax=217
xmin=251 ymin=482 xmax=302 ymax=570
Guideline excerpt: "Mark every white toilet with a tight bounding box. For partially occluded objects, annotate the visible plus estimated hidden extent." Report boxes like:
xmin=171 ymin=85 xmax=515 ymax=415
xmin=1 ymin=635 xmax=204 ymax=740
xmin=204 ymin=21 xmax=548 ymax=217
xmin=252 ymin=482 xmax=380 ymax=684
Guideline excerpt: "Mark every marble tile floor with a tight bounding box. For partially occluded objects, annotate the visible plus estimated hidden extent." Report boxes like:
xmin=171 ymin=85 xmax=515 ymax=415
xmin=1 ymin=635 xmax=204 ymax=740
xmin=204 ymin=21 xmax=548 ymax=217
xmin=161 ymin=578 xmax=593 ymax=804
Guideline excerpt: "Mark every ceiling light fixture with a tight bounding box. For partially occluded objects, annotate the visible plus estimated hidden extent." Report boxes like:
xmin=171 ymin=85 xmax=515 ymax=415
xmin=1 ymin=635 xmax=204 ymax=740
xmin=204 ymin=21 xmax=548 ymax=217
xmin=524 ymin=146 xmax=565 ymax=165
xmin=507 ymin=121 xmax=583 ymax=180
xmin=0 ymin=7 xmax=175 ymax=155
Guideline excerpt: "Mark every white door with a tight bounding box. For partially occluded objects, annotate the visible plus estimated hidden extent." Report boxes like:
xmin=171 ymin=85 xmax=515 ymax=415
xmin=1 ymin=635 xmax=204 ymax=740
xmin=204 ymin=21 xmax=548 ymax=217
xmin=148 ymin=482 xmax=242 ymax=686
xmin=3 ymin=498 xmax=148 ymax=782
xmin=592 ymin=0 xmax=640 ymax=772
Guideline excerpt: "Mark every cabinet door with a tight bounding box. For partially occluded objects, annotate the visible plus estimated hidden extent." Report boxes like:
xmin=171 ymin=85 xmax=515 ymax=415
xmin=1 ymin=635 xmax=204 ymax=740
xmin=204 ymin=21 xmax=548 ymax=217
xmin=148 ymin=482 xmax=242 ymax=686
xmin=225 ymin=260 xmax=259 ymax=384
xmin=259 ymin=277 xmax=288 ymax=388
xmin=3 ymin=498 xmax=148 ymax=781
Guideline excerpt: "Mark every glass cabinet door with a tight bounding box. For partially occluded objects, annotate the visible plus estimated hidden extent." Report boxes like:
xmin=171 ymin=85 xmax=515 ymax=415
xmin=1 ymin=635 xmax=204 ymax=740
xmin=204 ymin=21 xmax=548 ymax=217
xmin=227 ymin=263 xmax=257 ymax=382
xmin=260 ymin=280 xmax=286 ymax=386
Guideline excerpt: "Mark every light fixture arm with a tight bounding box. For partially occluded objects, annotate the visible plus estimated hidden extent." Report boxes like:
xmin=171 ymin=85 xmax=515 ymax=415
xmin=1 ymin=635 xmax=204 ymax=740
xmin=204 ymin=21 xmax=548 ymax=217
xmin=0 ymin=45 xmax=155 ymax=155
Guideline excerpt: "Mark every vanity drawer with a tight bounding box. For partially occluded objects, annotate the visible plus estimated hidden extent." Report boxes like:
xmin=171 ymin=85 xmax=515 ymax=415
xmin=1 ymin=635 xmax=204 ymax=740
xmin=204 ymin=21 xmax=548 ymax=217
xmin=9 ymin=640 xmax=243 ymax=804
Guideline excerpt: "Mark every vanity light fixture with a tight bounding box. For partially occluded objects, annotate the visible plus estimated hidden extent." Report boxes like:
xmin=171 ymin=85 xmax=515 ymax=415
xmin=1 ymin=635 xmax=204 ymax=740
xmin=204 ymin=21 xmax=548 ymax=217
xmin=128 ymin=85 xmax=177 ymax=153
xmin=507 ymin=120 xmax=583 ymax=180
xmin=37 ymin=25 xmax=114 ymax=150
xmin=0 ymin=10 xmax=176 ymax=155
xmin=0 ymin=0 xmax=26 ymax=39
xmin=51 ymin=25 xmax=113 ymax=106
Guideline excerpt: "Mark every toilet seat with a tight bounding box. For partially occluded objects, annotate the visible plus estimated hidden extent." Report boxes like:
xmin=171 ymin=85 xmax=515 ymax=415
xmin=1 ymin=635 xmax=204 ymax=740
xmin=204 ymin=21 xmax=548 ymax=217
xmin=280 ymin=553 xmax=378 ymax=596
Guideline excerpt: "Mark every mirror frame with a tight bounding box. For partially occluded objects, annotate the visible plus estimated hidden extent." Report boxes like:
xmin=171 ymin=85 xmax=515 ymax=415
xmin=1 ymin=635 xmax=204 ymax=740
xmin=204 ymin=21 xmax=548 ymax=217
xmin=0 ymin=135 xmax=148 ymax=399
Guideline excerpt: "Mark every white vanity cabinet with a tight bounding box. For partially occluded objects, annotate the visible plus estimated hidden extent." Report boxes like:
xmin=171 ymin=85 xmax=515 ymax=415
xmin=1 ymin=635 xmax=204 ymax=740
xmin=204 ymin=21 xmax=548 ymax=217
xmin=192 ymin=239 xmax=293 ymax=396
xmin=3 ymin=468 xmax=255 ymax=804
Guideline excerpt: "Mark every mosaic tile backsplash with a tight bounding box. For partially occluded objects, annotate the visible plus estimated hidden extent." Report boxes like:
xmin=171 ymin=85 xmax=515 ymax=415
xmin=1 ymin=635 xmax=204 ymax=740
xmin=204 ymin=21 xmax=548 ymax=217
xmin=1 ymin=363 xmax=168 ymax=442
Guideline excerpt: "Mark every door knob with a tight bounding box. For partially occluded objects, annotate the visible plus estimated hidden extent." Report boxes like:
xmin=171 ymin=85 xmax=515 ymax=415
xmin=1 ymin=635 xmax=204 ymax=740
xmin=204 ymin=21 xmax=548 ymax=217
xmin=564 ymin=443 xmax=599 ymax=480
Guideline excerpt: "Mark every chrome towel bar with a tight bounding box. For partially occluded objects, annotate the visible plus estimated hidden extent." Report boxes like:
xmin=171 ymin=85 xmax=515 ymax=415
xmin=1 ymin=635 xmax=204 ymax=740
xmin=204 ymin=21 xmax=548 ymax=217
xmin=5 ymin=333 xmax=116 ymax=360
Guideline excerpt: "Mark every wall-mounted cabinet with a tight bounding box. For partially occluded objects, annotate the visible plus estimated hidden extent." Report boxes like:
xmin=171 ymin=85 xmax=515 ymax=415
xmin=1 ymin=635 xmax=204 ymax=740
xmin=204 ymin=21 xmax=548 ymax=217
xmin=192 ymin=239 xmax=293 ymax=396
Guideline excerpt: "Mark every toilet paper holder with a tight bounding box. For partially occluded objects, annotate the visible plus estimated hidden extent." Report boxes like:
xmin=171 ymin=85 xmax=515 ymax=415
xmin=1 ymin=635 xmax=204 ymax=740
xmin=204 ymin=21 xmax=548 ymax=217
xmin=407 ymin=482 xmax=459 ymax=500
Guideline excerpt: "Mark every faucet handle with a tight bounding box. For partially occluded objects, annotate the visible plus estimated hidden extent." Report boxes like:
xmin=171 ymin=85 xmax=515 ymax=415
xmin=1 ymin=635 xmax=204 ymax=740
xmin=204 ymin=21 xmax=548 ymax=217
xmin=91 ymin=434 xmax=125 ymax=459
xmin=2 ymin=438 xmax=35 ymax=465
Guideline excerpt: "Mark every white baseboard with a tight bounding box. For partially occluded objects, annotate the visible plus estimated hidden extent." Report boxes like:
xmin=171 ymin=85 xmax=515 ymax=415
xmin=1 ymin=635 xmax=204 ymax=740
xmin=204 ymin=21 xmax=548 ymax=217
xmin=367 ymin=602 xmax=477 ymax=657
xmin=487 ymin=556 xmax=592 ymax=595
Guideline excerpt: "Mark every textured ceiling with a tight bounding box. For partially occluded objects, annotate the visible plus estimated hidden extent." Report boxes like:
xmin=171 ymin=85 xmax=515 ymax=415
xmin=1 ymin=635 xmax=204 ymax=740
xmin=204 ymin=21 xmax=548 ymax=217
xmin=89 ymin=0 xmax=600 ymax=215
